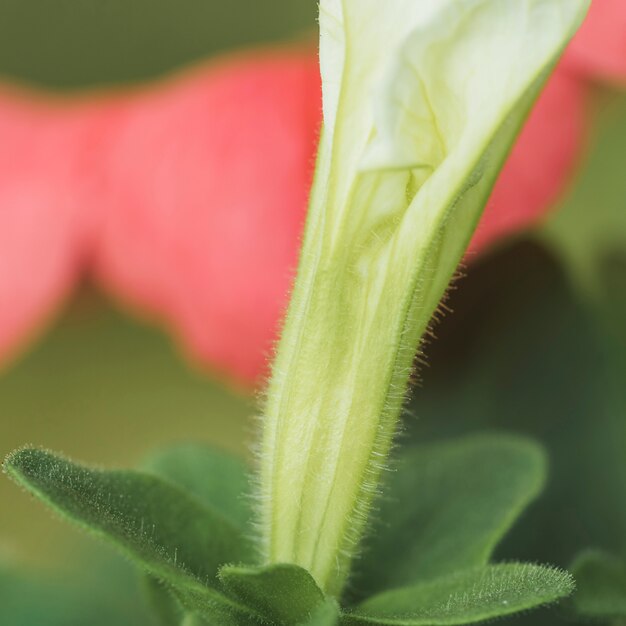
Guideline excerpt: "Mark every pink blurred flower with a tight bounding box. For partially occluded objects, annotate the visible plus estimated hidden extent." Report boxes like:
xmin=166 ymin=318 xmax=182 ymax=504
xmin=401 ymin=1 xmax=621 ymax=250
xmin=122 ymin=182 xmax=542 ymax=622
xmin=564 ymin=0 xmax=626 ymax=85
xmin=0 ymin=1 xmax=623 ymax=387
xmin=0 ymin=52 xmax=320 ymax=386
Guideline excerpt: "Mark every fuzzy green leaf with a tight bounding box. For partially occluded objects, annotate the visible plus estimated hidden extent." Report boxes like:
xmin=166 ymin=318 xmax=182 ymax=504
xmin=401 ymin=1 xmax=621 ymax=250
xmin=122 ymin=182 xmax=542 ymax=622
xmin=345 ymin=563 xmax=574 ymax=625
xmin=3 ymin=448 xmax=257 ymax=625
xmin=143 ymin=443 xmax=251 ymax=530
xmin=352 ymin=435 xmax=546 ymax=598
xmin=171 ymin=583 xmax=257 ymax=626
xmin=141 ymin=444 xmax=252 ymax=624
xmin=219 ymin=563 xmax=326 ymax=625
xmin=4 ymin=447 xmax=250 ymax=581
xmin=571 ymin=550 xmax=626 ymax=619
xmin=303 ymin=598 xmax=341 ymax=625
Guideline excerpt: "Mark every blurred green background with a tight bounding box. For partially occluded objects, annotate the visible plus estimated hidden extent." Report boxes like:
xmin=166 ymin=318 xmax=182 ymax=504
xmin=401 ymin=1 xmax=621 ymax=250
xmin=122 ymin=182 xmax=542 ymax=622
xmin=0 ymin=0 xmax=317 ymax=90
xmin=0 ymin=2 xmax=625 ymax=625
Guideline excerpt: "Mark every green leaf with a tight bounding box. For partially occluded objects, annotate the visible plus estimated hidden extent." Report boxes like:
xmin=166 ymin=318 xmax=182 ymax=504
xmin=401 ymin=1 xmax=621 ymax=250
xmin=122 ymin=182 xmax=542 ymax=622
xmin=171 ymin=582 xmax=257 ymax=626
xmin=571 ymin=550 xmax=626 ymax=619
xmin=0 ymin=293 xmax=251 ymax=570
xmin=219 ymin=563 xmax=325 ymax=625
xmin=345 ymin=563 xmax=574 ymax=625
xmin=303 ymin=598 xmax=341 ymax=625
xmin=399 ymin=240 xmax=626 ymax=625
xmin=3 ymin=448 xmax=258 ymax=625
xmin=4 ymin=447 xmax=250 ymax=582
xmin=351 ymin=434 xmax=545 ymax=598
xmin=141 ymin=445 xmax=254 ymax=624
xmin=143 ymin=443 xmax=251 ymax=530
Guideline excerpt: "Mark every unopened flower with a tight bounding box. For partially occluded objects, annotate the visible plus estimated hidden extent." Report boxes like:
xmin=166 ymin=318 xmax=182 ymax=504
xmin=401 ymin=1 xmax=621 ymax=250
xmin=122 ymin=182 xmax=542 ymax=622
xmin=258 ymin=0 xmax=590 ymax=595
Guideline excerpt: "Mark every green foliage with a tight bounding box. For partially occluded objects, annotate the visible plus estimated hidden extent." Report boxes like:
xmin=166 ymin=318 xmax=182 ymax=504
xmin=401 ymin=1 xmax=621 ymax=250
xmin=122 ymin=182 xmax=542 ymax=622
xmin=142 ymin=443 xmax=254 ymax=623
xmin=143 ymin=443 xmax=252 ymax=530
xmin=347 ymin=564 xmax=574 ymax=625
xmin=168 ymin=582 xmax=257 ymax=625
xmin=303 ymin=598 xmax=341 ymax=625
xmin=219 ymin=563 xmax=325 ymax=625
xmin=3 ymin=448 xmax=257 ymax=625
xmin=4 ymin=448 xmax=251 ymax=581
xmin=3 ymin=436 xmax=572 ymax=626
xmin=571 ymin=550 xmax=626 ymax=620
xmin=402 ymin=239 xmax=626 ymax=625
xmin=352 ymin=435 xmax=546 ymax=599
